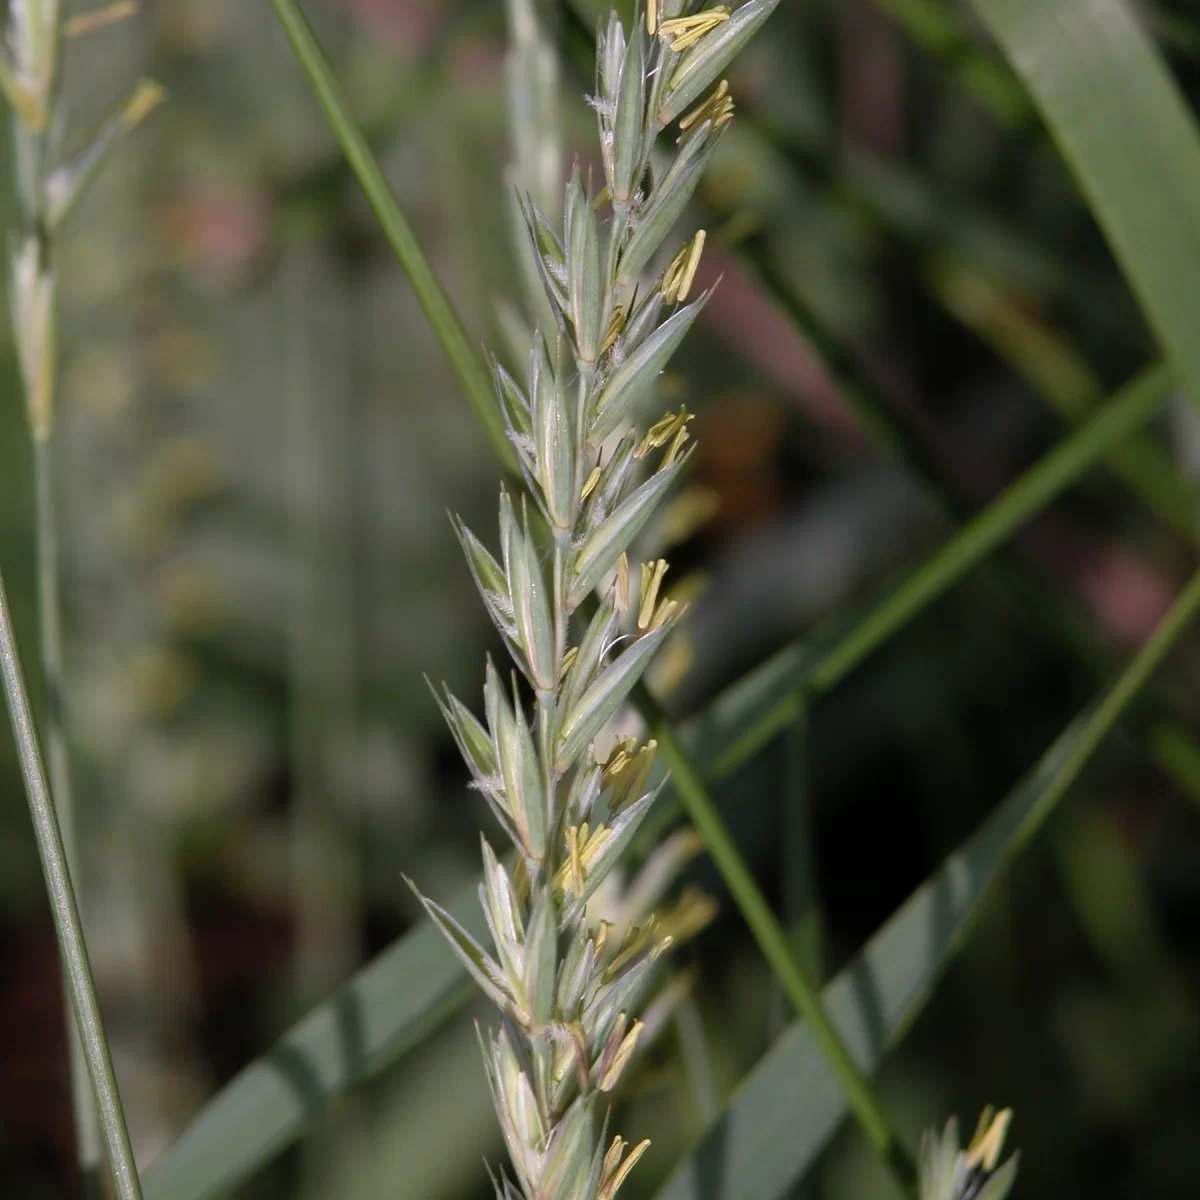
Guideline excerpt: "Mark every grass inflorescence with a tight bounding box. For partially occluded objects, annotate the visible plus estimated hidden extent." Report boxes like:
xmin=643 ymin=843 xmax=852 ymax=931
xmin=410 ymin=2 xmax=781 ymax=1195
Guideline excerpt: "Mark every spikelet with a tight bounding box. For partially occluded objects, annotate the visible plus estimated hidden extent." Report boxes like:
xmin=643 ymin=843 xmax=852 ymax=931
xmin=918 ymin=1108 xmax=1019 ymax=1200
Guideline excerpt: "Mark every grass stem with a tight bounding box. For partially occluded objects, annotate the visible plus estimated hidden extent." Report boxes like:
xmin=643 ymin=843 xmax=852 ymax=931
xmin=33 ymin=437 xmax=104 ymax=1192
xmin=0 ymin=564 xmax=142 ymax=1200
xmin=643 ymin=684 xmax=919 ymax=1192
xmin=268 ymin=0 xmax=516 ymax=473
xmin=812 ymin=362 xmax=1172 ymax=690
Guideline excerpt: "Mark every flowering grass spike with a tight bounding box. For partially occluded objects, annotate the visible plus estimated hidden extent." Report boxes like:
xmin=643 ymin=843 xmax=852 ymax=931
xmin=412 ymin=3 xmax=780 ymax=1196
xmin=919 ymin=1107 xmax=1019 ymax=1200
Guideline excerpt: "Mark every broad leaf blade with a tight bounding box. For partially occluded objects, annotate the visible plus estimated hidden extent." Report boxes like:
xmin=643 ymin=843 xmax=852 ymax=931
xmin=968 ymin=0 xmax=1200 ymax=403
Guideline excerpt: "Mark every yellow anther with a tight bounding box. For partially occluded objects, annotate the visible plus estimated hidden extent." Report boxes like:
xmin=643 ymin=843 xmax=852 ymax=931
xmin=569 ymin=1021 xmax=590 ymax=1089
xmin=121 ymin=79 xmax=166 ymax=130
xmin=659 ymin=886 xmax=720 ymax=943
xmin=658 ymin=8 xmax=729 ymax=51
xmin=638 ymin=559 xmax=670 ymax=631
xmin=610 ymin=738 xmax=658 ymax=811
xmin=550 ymin=1021 xmax=589 ymax=1088
xmin=602 ymin=1138 xmax=626 ymax=1186
xmin=554 ymin=822 xmax=588 ymax=896
xmin=566 ymin=826 xmax=585 ymax=897
xmin=600 ymin=1138 xmax=651 ymax=1199
xmin=636 ymin=410 xmax=679 ymax=457
xmin=679 ymin=79 xmax=734 ymax=135
xmin=966 ymin=1107 xmax=1013 ymax=1173
xmin=604 ymin=748 xmax=631 ymax=779
xmin=593 ymin=920 xmax=611 ymax=955
xmin=636 ymin=406 xmax=692 ymax=459
xmin=646 ymin=0 xmax=659 ymax=36
xmin=662 ymin=422 xmax=691 ymax=467
xmin=602 ymin=304 xmax=627 ymax=356
xmin=650 ymin=597 xmax=680 ymax=631
xmin=615 ymin=552 xmax=631 ymax=613
xmin=624 ymin=739 xmax=658 ymax=807
xmin=602 ymin=735 xmax=637 ymax=784
xmin=550 ymin=823 xmax=616 ymax=898
xmin=605 ymin=917 xmax=660 ymax=980
xmin=661 ymin=229 xmax=706 ymax=305
xmin=581 ymin=463 xmax=604 ymax=501
xmin=559 ymin=644 xmax=579 ymax=683
xmin=581 ymin=823 xmax=613 ymax=868
xmin=599 ymin=1019 xmax=644 ymax=1091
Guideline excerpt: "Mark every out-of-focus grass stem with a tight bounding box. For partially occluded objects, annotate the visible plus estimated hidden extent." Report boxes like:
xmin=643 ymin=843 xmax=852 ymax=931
xmin=2 ymin=9 xmax=162 ymax=1186
xmin=31 ymin=431 xmax=102 ymax=1187
xmin=5 ymin=2 xmax=102 ymax=1183
xmin=268 ymin=0 xmax=516 ymax=474
xmin=0 ymin=565 xmax=142 ymax=1200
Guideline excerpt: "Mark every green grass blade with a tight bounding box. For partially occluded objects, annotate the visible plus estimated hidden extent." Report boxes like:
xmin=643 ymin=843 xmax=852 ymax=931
xmin=0 ymin=566 xmax=142 ymax=1200
xmin=968 ymin=0 xmax=1200 ymax=405
xmin=811 ymin=362 xmax=1170 ymax=690
xmin=655 ymin=564 xmax=1200 ymax=1200
xmin=692 ymin=364 xmax=1170 ymax=775
xmin=267 ymin=0 xmax=516 ymax=473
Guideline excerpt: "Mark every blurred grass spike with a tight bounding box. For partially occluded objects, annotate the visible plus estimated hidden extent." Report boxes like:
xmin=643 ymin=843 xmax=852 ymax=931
xmin=3 ymin=0 xmax=60 ymax=129
xmin=965 ymin=1107 xmax=1013 ymax=1174
xmin=919 ymin=1108 xmax=1018 ymax=1200
xmin=45 ymin=77 xmax=165 ymax=231
xmin=0 ymin=49 xmax=41 ymax=128
xmin=9 ymin=236 xmax=56 ymax=439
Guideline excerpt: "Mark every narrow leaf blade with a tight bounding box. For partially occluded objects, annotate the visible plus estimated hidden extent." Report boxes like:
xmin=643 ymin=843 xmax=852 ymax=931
xmin=968 ymin=0 xmax=1200 ymax=405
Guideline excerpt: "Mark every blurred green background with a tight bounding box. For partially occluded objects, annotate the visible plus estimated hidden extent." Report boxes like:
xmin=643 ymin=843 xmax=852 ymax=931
xmin=2 ymin=1 xmax=1200 ymax=1197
